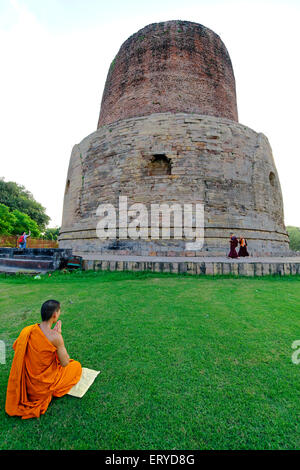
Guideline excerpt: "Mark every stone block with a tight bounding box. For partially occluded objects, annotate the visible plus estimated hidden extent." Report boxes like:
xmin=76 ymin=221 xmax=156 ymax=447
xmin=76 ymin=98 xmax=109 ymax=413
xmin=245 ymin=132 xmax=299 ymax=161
xmin=205 ymin=263 xmax=214 ymax=275
xmin=170 ymin=262 xmax=179 ymax=274
xmin=83 ymin=260 xmax=95 ymax=271
xmin=94 ymin=261 xmax=103 ymax=271
xmin=230 ymin=263 xmax=239 ymax=276
xmin=284 ymin=263 xmax=291 ymax=276
xmin=254 ymin=263 xmax=262 ymax=276
xmin=262 ymin=263 xmax=270 ymax=276
xmin=116 ymin=261 xmax=124 ymax=271
xmin=101 ymin=260 xmax=109 ymax=271
xmin=109 ymin=261 xmax=117 ymax=271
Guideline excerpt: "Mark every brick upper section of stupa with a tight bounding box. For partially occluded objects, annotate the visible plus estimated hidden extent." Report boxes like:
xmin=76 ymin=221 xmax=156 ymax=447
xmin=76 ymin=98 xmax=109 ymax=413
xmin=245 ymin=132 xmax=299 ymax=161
xmin=97 ymin=20 xmax=238 ymax=127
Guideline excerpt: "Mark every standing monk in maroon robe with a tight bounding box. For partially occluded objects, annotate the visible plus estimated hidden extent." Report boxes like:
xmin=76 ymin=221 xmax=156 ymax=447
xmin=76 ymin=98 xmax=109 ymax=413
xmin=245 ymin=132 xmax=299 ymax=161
xmin=228 ymin=234 xmax=239 ymax=258
xmin=238 ymin=238 xmax=249 ymax=257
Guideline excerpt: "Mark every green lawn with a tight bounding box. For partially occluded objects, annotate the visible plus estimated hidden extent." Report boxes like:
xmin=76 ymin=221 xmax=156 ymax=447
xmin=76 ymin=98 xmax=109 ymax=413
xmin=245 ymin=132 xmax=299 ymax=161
xmin=0 ymin=270 xmax=300 ymax=450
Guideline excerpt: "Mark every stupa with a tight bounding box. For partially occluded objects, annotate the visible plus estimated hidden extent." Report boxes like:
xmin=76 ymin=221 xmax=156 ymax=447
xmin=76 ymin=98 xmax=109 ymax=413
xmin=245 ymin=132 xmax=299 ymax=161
xmin=59 ymin=20 xmax=289 ymax=256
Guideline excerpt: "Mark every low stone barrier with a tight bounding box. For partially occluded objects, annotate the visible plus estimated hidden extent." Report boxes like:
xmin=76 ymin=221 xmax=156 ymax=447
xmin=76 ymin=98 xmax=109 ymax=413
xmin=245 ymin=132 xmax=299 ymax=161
xmin=81 ymin=258 xmax=300 ymax=276
xmin=0 ymin=248 xmax=72 ymax=272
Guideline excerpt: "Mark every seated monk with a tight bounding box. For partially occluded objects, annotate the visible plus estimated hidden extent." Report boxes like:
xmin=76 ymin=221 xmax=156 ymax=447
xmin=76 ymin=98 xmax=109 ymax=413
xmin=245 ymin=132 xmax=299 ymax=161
xmin=5 ymin=300 xmax=82 ymax=419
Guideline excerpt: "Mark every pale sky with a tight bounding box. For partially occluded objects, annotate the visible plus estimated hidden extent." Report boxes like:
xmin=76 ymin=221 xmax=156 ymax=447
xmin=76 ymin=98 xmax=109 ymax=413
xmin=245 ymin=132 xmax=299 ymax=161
xmin=0 ymin=0 xmax=299 ymax=228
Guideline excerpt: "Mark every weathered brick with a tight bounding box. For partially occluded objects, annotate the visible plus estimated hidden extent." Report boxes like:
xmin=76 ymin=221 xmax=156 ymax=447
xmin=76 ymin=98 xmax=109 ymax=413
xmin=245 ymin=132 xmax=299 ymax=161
xmin=98 ymin=21 xmax=238 ymax=127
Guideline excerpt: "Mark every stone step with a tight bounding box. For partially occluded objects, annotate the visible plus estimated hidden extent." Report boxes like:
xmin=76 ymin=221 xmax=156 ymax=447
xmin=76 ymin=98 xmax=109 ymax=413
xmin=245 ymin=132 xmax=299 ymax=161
xmin=0 ymin=266 xmax=49 ymax=274
xmin=0 ymin=258 xmax=54 ymax=270
xmin=0 ymin=248 xmax=72 ymax=273
xmin=12 ymin=255 xmax=54 ymax=261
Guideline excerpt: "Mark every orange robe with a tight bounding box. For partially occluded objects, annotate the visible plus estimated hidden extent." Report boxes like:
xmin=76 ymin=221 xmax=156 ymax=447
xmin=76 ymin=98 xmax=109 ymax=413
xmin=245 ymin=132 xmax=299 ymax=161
xmin=5 ymin=323 xmax=82 ymax=419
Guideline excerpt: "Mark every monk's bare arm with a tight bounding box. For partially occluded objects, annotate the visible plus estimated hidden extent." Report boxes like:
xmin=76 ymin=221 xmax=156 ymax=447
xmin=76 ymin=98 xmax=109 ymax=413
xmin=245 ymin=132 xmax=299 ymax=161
xmin=52 ymin=333 xmax=70 ymax=367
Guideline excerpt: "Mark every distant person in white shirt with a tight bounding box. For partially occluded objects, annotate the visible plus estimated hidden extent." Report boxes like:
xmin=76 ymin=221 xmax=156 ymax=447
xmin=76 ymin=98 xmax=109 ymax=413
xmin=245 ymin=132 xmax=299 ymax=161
xmin=18 ymin=231 xmax=31 ymax=249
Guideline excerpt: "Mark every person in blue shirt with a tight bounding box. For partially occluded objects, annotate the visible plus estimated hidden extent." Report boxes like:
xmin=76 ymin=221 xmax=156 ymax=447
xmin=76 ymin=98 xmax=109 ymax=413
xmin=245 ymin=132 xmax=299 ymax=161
xmin=18 ymin=231 xmax=31 ymax=248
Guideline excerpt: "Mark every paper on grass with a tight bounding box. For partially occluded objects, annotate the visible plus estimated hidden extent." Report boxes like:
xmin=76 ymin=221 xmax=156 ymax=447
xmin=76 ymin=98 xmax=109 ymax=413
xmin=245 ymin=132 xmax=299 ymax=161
xmin=67 ymin=367 xmax=100 ymax=398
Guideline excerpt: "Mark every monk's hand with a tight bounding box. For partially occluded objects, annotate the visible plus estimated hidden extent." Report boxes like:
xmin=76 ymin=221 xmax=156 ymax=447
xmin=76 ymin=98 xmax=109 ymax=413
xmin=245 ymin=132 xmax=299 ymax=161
xmin=53 ymin=320 xmax=62 ymax=334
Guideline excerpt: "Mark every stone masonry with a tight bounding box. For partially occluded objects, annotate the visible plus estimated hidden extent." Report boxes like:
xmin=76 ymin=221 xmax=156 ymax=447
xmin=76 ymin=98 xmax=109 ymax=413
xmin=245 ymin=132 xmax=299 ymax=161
xmin=59 ymin=21 xmax=289 ymax=257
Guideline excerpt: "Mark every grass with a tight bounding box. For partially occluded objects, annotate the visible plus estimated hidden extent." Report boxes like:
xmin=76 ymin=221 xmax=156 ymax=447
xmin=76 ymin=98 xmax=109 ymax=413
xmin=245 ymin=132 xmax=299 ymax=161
xmin=0 ymin=269 xmax=300 ymax=450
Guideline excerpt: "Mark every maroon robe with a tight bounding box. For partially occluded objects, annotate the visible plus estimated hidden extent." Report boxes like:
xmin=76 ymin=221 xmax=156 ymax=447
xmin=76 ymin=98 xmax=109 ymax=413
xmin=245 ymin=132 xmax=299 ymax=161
xmin=238 ymin=238 xmax=249 ymax=257
xmin=228 ymin=236 xmax=238 ymax=258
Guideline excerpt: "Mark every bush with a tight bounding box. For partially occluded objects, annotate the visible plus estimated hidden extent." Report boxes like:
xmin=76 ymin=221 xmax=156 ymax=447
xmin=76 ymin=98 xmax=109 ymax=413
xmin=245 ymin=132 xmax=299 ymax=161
xmin=286 ymin=226 xmax=300 ymax=251
xmin=42 ymin=227 xmax=60 ymax=241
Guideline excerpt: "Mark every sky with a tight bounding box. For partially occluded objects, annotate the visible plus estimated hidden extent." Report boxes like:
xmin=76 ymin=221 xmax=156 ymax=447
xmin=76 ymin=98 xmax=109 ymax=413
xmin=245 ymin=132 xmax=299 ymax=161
xmin=0 ymin=0 xmax=299 ymax=228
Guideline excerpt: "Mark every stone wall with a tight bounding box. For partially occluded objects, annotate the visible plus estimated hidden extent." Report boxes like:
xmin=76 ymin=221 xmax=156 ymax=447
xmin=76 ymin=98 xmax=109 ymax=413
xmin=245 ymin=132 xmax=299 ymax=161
xmin=59 ymin=112 xmax=288 ymax=256
xmin=81 ymin=258 xmax=300 ymax=277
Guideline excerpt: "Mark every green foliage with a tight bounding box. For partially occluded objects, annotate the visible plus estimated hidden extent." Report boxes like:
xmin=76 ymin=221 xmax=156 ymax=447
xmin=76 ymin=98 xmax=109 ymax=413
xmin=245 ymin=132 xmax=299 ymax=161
xmin=0 ymin=178 xmax=50 ymax=231
xmin=42 ymin=227 xmax=60 ymax=240
xmin=0 ymin=203 xmax=17 ymax=234
xmin=11 ymin=209 xmax=40 ymax=237
xmin=286 ymin=226 xmax=300 ymax=251
xmin=0 ymin=202 xmax=40 ymax=237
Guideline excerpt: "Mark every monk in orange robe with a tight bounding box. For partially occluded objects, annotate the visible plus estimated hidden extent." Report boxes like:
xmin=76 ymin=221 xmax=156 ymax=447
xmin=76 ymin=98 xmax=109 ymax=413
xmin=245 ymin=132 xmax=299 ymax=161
xmin=238 ymin=237 xmax=249 ymax=257
xmin=5 ymin=300 xmax=82 ymax=419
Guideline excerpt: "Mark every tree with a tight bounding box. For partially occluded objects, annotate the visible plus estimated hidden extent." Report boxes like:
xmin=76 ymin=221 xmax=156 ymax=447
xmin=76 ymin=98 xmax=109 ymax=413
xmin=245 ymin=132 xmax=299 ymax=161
xmin=11 ymin=210 xmax=41 ymax=238
xmin=0 ymin=203 xmax=41 ymax=237
xmin=286 ymin=226 xmax=300 ymax=252
xmin=42 ymin=227 xmax=60 ymax=240
xmin=0 ymin=203 xmax=17 ymax=234
xmin=0 ymin=178 xmax=50 ymax=231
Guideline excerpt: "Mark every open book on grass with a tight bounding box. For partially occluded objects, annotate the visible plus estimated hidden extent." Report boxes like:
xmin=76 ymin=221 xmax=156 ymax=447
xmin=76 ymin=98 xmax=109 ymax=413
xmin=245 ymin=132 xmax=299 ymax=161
xmin=67 ymin=367 xmax=100 ymax=398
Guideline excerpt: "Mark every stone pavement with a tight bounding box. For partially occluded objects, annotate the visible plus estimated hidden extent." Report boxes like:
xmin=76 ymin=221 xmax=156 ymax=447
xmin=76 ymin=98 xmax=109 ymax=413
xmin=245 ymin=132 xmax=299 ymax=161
xmin=76 ymin=253 xmax=300 ymax=263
